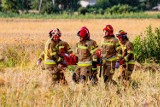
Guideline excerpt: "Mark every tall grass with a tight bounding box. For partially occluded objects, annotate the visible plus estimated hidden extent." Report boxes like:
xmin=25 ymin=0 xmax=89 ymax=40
xmin=1 ymin=43 xmax=44 ymax=68
xmin=0 ymin=67 xmax=160 ymax=106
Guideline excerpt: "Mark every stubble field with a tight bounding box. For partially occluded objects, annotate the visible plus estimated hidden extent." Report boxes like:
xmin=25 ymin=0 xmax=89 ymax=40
xmin=0 ymin=18 xmax=160 ymax=107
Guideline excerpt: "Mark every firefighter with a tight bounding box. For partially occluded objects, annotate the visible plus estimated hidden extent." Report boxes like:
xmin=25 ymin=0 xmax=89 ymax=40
xmin=115 ymin=30 xmax=135 ymax=83
xmin=72 ymin=26 xmax=98 ymax=84
xmin=37 ymin=30 xmax=54 ymax=69
xmin=101 ymin=25 xmax=121 ymax=85
xmin=53 ymin=28 xmax=72 ymax=84
xmin=37 ymin=28 xmax=72 ymax=85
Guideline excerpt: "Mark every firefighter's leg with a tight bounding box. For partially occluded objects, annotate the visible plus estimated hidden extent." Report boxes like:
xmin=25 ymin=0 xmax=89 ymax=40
xmin=45 ymin=64 xmax=60 ymax=85
xmin=59 ymin=68 xmax=68 ymax=85
xmin=125 ymin=64 xmax=135 ymax=81
xmin=52 ymin=66 xmax=61 ymax=84
xmin=106 ymin=65 xmax=114 ymax=84
xmin=110 ymin=61 xmax=117 ymax=85
xmin=118 ymin=65 xmax=126 ymax=80
xmin=91 ymin=64 xmax=98 ymax=85
xmin=103 ymin=64 xmax=111 ymax=85
xmin=80 ymin=66 xmax=92 ymax=84
xmin=72 ymin=67 xmax=80 ymax=83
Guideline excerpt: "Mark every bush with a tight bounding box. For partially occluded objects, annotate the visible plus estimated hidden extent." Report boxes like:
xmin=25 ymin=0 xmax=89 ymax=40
xmin=78 ymin=7 xmax=88 ymax=15
xmin=106 ymin=4 xmax=136 ymax=14
xmin=133 ymin=26 xmax=160 ymax=63
xmin=87 ymin=8 xmax=98 ymax=14
xmin=41 ymin=2 xmax=60 ymax=14
xmin=98 ymin=8 xmax=104 ymax=15
xmin=1 ymin=0 xmax=19 ymax=13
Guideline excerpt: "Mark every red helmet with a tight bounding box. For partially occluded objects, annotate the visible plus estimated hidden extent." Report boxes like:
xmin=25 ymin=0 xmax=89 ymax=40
xmin=51 ymin=28 xmax=61 ymax=37
xmin=77 ymin=26 xmax=90 ymax=39
xmin=116 ymin=30 xmax=127 ymax=38
xmin=103 ymin=25 xmax=114 ymax=36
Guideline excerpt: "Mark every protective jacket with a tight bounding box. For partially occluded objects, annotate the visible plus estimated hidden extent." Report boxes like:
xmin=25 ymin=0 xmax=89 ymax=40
xmin=76 ymin=39 xmax=98 ymax=66
xmin=101 ymin=36 xmax=121 ymax=62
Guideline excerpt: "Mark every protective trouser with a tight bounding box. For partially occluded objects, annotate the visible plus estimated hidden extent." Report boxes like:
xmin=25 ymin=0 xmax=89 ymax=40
xmin=118 ymin=64 xmax=134 ymax=81
xmin=103 ymin=61 xmax=116 ymax=85
xmin=45 ymin=64 xmax=67 ymax=85
xmin=73 ymin=66 xmax=92 ymax=83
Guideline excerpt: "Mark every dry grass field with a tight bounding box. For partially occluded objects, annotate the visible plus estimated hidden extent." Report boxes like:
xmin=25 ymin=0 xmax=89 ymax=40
xmin=0 ymin=18 xmax=160 ymax=107
xmin=0 ymin=18 xmax=160 ymax=46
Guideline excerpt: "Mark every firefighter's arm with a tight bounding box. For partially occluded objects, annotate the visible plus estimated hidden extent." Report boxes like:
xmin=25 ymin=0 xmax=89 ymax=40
xmin=75 ymin=43 xmax=79 ymax=57
xmin=37 ymin=51 xmax=44 ymax=66
xmin=114 ymin=40 xmax=122 ymax=61
xmin=54 ymin=45 xmax=63 ymax=63
xmin=65 ymin=42 xmax=73 ymax=54
xmin=90 ymin=41 xmax=98 ymax=62
xmin=124 ymin=42 xmax=134 ymax=62
xmin=38 ymin=51 xmax=45 ymax=61
xmin=49 ymin=43 xmax=57 ymax=58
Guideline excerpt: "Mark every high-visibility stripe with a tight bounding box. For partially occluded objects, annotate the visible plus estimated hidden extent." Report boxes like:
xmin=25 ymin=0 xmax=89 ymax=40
xmin=116 ymin=46 xmax=121 ymax=51
xmin=45 ymin=60 xmax=56 ymax=65
xmin=110 ymin=70 xmax=114 ymax=74
xmin=116 ymin=42 xmax=120 ymax=46
xmin=127 ymin=60 xmax=135 ymax=64
xmin=52 ymin=48 xmax=56 ymax=51
xmin=127 ymin=50 xmax=134 ymax=54
xmin=92 ymin=58 xmax=97 ymax=62
xmin=78 ymin=44 xmax=88 ymax=49
xmin=77 ymin=63 xmax=92 ymax=66
xmin=59 ymin=46 xmax=64 ymax=49
xmin=92 ymin=68 xmax=97 ymax=70
xmin=117 ymin=54 xmax=122 ymax=57
xmin=57 ymin=57 xmax=62 ymax=62
xmin=91 ymin=48 xmax=98 ymax=54
xmin=102 ymin=42 xmax=114 ymax=46
xmin=122 ymin=46 xmax=126 ymax=51
xmin=103 ymin=56 xmax=117 ymax=62
xmin=91 ymin=46 xmax=94 ymax=50
xmin=124 ymin=56 xmax=128 ymax=61
xmin=77 ymin=61 xmax=92 ymax=67
xmin=76 ymin=47 xmax=78 ymax=52
xmin=50 ymin=52 xmax=56 ymax=56
xmin=108 ymin=57 xmax=117 ymax=61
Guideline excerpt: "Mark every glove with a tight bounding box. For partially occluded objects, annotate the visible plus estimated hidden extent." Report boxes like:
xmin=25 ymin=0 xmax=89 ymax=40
xmin=36 ymin=59 xmax=42 ymax=66
xmin=119 ymin=59 xmax=125 ymax=65
xmin=115 ymin=61 xmax=120 ymax=68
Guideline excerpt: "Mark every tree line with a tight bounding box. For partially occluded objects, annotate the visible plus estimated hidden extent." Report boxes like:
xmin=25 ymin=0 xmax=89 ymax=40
xmin=0 ymin=0 xmax=159 ymax=14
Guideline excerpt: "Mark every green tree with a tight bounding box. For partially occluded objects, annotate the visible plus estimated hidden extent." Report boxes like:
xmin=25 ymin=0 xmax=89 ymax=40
xmin=17 ymin=0 xmax=31 ymax=13
xmin=30 ymin=0 xmax=39 ymax=10
xmin=118 ymin=0 xmax=139 ymax=7
xmin=55 ymin=0 xmax=80 ymax=10
xmin=139 ymin=0 xmax=160 ymax=10
xmin=1 ymin=0 xmax=31 ymax=13
xmin=95 ymin=0 xmax=111 ymax=9
xmin=1 ymin=0 xmax=19 ymax=13
xmin=31 ymin=0 xmax=80 ymax=13
xmin=0 ymin=0 xmax=2 ymax=11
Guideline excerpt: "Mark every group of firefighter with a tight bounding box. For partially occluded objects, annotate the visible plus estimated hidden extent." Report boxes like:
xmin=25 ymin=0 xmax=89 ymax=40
xmin=37 ymin=24 xmax=135 ymax=86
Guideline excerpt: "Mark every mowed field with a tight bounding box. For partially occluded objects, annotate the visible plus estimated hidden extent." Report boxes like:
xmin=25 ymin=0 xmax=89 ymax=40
xmin=0 ymin=18 xmax=160 ymax=107
xmin=0 ymin=18 xmax=160 ymax=46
